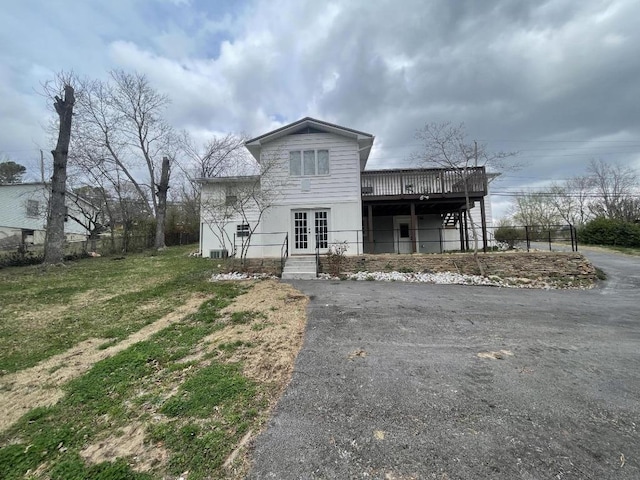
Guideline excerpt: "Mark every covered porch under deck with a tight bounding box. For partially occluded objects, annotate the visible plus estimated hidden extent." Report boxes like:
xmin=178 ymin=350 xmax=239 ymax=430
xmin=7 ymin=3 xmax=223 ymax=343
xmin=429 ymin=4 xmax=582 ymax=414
xmin=361 ymin=167 xmax=489 ymax=254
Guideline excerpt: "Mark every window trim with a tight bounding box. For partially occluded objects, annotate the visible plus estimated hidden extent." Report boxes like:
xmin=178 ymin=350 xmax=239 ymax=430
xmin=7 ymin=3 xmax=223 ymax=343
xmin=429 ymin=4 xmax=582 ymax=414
xmin=289 ymin=149 xmax=330 ymax=177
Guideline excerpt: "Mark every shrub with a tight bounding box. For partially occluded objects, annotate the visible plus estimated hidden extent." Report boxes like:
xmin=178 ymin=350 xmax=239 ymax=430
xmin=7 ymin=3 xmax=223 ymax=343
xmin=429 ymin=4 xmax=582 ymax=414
xmin=494 ymin=225 xmax=523 ymax=249
xmin=326 ymin=241 xmax=348 ymax=277
xmin=578 ymin=218 xmax=640 ymax=247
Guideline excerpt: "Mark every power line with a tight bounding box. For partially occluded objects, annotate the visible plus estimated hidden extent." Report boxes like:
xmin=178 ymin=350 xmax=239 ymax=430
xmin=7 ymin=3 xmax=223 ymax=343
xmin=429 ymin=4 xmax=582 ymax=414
xmin=491 ymin=191 xmax=640 ymax=198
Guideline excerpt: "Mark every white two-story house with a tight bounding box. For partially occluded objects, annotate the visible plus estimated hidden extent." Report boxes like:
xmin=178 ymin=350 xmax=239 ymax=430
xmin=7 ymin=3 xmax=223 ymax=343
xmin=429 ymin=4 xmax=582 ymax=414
xmin=199 ymin=117 xmax=492 ymax=260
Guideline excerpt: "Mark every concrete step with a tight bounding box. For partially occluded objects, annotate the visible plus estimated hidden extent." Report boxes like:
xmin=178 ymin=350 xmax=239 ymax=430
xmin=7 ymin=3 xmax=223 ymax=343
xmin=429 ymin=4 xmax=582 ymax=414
xmin=283 ymin=265 xmax=317 ymax=273
xmin=281 ymin=271 xmax=317 ymax=280
xmin=286 ymin=256 xmax=316 ymax=263
xmin=282 ymin=256 xmax=317 ymax=280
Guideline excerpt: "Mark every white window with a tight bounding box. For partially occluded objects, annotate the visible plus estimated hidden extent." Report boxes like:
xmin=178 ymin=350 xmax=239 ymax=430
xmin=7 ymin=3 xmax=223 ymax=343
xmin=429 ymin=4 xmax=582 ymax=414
xmin=317 ymin=150 xmax=329 ymax=175
xmin=303 ymin=150 xmax=315 ymax=175
xmin=236 ymin=224 xmax=250 ymax=237
xmin=289 ymin=151 xmax=302 ymax=176
xmin=289 ymin=149 xmax=329 ymax=177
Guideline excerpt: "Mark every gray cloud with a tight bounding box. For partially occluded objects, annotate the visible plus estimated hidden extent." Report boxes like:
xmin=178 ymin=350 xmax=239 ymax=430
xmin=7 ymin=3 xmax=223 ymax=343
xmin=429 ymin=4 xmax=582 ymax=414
xmin=1 ymin=0 xmax=639 ymax=218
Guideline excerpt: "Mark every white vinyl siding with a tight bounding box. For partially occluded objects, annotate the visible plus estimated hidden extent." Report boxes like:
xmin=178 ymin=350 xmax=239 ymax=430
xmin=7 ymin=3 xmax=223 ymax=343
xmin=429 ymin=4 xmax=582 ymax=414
xmin=266 ymin=134 xmax=361 ymax=205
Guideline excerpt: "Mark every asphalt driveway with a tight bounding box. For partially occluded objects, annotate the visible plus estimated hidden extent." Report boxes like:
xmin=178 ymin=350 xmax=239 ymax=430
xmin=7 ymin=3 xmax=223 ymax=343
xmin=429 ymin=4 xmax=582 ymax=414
xmin=248 ymin=250 xmax=640 ymax=479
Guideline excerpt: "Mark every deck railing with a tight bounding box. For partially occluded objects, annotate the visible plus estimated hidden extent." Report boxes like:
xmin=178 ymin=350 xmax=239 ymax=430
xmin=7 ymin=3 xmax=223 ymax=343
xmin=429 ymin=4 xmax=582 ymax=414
xmin=361 ymin=167 xmax=487 ymax=197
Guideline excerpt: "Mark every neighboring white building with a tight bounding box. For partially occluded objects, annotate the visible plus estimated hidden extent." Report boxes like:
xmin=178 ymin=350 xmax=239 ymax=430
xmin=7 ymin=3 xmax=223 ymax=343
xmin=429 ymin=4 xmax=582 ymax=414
xmin=0 ymin=182 xmax=98 ymax=249
xmin=199 ymin=118 xmax=493 ymax=259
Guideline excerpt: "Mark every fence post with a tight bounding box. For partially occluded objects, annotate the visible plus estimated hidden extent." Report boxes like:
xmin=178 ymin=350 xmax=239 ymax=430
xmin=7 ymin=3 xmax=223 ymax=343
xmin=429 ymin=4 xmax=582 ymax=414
xmin=525 ymin=225 xmax=530 ymax=252
xmin=573 ymin=225 xmax=579 ymax=252
xmin=548 ymin=229 xmax=552 ymax=251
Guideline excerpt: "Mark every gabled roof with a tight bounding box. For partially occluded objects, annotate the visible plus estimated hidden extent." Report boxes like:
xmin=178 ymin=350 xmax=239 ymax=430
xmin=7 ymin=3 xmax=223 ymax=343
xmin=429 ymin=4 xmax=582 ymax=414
xmin=245 ymin=117 xmax=375 ymax=169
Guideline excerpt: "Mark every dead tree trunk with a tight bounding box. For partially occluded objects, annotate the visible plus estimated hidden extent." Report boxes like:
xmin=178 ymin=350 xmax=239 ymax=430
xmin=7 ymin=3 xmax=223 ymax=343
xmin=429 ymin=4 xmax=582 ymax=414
xmin=44 ymin=85 xmax=75 ymax=264
xmin=154 ymin=156 xmax=170 ymax=249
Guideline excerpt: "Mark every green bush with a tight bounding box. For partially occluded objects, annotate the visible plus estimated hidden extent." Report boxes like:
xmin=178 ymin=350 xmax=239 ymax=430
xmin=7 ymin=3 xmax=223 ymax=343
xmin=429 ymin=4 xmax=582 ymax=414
xmin=494 ymin=225 xmax=523 ymax=249
xmin=578 ymin=218 xmax=640 ymax=247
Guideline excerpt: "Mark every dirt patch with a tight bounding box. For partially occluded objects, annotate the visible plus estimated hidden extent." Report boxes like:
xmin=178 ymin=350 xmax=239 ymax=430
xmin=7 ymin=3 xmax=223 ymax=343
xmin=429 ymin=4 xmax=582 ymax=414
xmin=0 ymin=294 xmax=208 ymax=433
xmin=80 ymin=422 xmax=168 ymax=472
xmin=217 ymin=280 xmax=308 ymax=386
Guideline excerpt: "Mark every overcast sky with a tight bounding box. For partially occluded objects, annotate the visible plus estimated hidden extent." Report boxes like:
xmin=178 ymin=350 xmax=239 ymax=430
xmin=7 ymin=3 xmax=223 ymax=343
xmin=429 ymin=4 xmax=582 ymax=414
xmin=1 ymin=0 xmax=639 ymax=218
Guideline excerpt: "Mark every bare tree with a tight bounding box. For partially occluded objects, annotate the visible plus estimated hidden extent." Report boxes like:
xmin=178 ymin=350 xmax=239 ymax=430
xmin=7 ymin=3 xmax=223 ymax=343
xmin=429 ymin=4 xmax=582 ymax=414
xmin=72 ymin=70 xmax=176 ymax=249
xmin=182 ymin=132 xmax=249 ymax=179
xmin=66 ymin=190 xmax=103 ymax=250
xmin=44 ymin=82 xmax=75 ymax=264
xmin=587 ymin=159 xmax=639 ymax=222
xmin=412 ymin=122 xmax=516 ymax=275
xmin=154 ymin=156 xmax=171 ymax=249
xmin=509 ymin=191 xmax=563 ymax=237
xmin=565 ymin=175 xmax=592 ymax=225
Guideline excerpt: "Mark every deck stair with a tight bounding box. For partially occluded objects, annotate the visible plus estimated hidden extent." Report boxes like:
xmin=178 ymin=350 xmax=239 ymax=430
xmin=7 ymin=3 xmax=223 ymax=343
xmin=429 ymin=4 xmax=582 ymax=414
xmin=281 ymin=255 xmax=317 ymax=280
xmin=442 ymin=212 xmax=459 ymax=227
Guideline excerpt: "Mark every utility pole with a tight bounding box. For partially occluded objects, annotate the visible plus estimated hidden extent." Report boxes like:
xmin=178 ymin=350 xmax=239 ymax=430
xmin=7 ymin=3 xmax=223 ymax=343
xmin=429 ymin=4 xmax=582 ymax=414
xmin=474 ymin=140 xmax=478 ymax=167
xmin=40 ymin=150 xmax=45 ymax=183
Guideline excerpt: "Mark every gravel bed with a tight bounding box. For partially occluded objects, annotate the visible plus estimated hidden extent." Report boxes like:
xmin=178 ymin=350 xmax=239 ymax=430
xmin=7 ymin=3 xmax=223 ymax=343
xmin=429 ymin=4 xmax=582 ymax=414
xmin=210 ymin=272 xmax=278 ymax=281
xmin=212 ymin=271 xmax=591 ymax=289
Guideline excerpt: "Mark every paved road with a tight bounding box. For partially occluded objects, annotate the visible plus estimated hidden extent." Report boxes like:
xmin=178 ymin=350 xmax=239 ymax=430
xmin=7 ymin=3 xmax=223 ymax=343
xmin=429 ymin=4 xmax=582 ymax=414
xmin=248 ymin=250 xmax=640 ymax=479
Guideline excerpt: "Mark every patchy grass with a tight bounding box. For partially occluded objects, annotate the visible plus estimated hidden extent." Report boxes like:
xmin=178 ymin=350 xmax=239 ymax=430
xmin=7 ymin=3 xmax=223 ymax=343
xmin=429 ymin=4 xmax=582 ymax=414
xmin=0 ymin=247 xmax=308 ymax=479
xmin=230 ymin=310 xmax=267 ymax=325
xmin=0 ymin=246 xmax=228 ymax=374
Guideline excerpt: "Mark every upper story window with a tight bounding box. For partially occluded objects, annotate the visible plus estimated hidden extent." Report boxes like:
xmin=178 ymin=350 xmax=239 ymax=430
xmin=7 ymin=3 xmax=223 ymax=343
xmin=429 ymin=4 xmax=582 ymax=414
xmin=289 ymin=149 xmax=329 ymax=176
xmin=26 ymin=200 xmax=40 ymax=218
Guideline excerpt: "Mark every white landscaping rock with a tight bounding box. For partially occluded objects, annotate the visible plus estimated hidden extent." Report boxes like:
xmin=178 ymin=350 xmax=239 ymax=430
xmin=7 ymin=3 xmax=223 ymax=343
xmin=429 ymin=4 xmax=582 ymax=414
xmin=211 ymin=270 xmax=589 ymax=289
xmin=210 ymin=272 xmax=277 ymax=282
xmin=323 ymin=271 xmax=588 ymax=289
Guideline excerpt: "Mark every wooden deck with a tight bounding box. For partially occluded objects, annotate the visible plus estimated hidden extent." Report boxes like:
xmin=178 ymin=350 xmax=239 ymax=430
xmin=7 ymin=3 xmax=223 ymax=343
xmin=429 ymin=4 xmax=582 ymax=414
xmin=361 ymin=166 xmax=487 ymax=199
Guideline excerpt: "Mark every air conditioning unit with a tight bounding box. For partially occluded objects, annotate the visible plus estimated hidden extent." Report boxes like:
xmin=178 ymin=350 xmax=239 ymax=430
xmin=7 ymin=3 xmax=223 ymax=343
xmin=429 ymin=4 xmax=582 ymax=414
xmin=209 ymin=249 xmax=229 ymax=259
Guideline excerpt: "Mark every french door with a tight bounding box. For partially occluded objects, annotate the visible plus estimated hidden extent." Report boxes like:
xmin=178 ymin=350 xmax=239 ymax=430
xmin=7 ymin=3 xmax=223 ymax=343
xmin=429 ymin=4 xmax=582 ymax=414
xmin=292 ymin=210 xmax=329 ymax=254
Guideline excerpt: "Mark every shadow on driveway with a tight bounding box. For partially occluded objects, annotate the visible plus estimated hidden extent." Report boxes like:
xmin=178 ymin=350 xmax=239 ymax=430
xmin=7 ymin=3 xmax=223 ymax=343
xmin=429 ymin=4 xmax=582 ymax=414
xmin=249 ymin=252 xmax=640 ymax=479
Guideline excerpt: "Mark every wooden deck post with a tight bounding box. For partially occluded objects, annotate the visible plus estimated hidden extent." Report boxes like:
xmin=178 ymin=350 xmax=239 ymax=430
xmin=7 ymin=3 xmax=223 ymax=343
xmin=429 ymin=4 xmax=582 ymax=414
xmin=410 ymin=202 xmax=417 ymax=253
xmin=464 ymin=212 xmax=470 ymax=251
xmin=480 ymin=197 xmax=488 ymax=253
xmin=367 ymin=204 xmax=374 ymax=254
xmin=458 ymin=212 xmax=465 ymax=252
